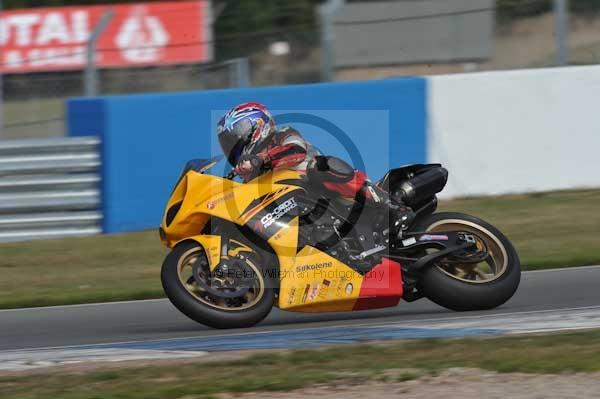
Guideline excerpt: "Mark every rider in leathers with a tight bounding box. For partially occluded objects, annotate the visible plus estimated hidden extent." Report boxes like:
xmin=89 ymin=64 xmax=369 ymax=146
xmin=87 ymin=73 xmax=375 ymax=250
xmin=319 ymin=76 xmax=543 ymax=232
xmin=216 ymin=102 xmax=414 ymax=234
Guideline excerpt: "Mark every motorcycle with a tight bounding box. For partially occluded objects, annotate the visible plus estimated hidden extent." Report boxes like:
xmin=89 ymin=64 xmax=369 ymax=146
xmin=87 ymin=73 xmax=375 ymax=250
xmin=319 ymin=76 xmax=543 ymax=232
xmin=159 ymin=156 xmax=521 ymax=328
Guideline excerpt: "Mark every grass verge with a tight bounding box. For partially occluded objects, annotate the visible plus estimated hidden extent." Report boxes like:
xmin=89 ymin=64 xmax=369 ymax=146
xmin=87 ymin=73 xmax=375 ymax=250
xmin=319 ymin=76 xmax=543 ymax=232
xmin=2 ymin=330 xmax=600 ymax=398
xmin=0 ymin=189 xmax=598 ymax=309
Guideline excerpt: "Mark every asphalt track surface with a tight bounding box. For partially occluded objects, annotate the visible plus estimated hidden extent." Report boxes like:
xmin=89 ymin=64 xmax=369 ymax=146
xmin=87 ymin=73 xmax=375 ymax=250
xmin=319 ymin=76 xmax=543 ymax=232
xmin=1 ymin=266 xmax=599 ymax=351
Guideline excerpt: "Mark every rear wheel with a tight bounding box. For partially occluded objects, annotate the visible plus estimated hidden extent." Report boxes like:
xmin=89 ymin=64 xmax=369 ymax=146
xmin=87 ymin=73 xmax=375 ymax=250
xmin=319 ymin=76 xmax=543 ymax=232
xmin=413 ymin=212 xmax=521 ymax=311
xmin=161 ymin=241 xmax=275 ymax=328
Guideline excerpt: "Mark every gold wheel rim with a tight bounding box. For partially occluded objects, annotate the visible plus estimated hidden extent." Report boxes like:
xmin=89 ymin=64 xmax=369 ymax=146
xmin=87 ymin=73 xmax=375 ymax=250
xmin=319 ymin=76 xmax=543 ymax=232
xmin=176 ymin=247 xmax=265 ymax=311
xmin=427 ymin=219 xmax=508 ymax=284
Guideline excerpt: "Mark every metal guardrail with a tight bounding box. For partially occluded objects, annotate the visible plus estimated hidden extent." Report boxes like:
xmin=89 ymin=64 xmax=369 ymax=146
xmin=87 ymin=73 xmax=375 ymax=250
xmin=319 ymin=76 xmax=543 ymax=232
xmin=0 ymin=137 xmax=102 ymax=243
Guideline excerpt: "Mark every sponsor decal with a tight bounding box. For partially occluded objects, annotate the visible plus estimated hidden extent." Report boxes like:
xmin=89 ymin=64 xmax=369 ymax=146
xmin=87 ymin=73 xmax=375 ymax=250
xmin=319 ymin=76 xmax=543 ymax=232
xmin=207 ymin=192 xmax=234 ymax=209
xmin=115 ymin=6 xmax=169 ymax=63
xmin=296 ymin=261 xmax=332 ymax=273
xmin=260 ymin=197 xmax=297 ymax=228
xmin=337 ymin=276 xmax=349 ymax=296
xmin=0 ymin=1 xmax=211 ymax=73
xmin=419 ymin=234 xmax=449 ymax=241
xmin=345 ymin=283 xmax=354 ymax=295
xmin=241 ymin=188 xmax=290 ymax=220
xmin=286 ymin=287 xmax=296 ymax=306
xmin=308 ymin=283 xmax=320 ymax=302
xmin=301 ymin=284 xmax=310 ymax=304
xmin=317 ymin=279 xmax=331 ymax=300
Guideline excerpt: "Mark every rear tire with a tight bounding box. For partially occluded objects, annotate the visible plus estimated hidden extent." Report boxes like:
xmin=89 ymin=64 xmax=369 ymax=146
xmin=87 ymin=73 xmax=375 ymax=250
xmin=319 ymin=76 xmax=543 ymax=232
xmin=412 ymin=212 xmax=521 ymax=311
xmin=161 ymin=241 xmax=275 ymax=329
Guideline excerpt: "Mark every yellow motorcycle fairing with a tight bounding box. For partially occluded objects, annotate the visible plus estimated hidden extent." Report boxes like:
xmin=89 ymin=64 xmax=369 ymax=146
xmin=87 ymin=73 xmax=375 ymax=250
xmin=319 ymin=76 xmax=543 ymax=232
xmin=180 ymin=235 xmax=222 ymax=270
xmin=160 ymin=166 xmax=404 ymax=313
xmin=278 ymin=246 xmax=365 ymax=312
xmin=160 ymin=167 xmax=305 ymax=252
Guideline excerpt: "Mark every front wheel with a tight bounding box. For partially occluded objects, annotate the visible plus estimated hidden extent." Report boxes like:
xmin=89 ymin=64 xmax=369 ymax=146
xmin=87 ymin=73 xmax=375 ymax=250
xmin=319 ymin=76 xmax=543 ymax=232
xmin=412 ymin=212 xmax=521 ymax=311
xmin=161 ymin=241 xmax=275 ymax=328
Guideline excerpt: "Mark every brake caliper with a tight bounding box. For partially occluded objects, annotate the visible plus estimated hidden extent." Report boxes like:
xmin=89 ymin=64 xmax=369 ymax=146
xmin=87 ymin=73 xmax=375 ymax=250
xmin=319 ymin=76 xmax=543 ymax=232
xmin=450 ymin=233 xmax=489 ymax=263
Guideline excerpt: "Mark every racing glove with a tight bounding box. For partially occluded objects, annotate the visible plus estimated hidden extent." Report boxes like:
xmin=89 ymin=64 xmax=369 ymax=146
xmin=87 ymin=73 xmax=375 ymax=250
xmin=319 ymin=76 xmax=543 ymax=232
xmin=234 ymin=153 xmax=269 ymax=180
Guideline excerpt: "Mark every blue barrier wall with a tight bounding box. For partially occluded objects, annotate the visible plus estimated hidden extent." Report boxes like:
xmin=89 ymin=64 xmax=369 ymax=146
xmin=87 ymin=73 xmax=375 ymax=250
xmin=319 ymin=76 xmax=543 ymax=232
xmin=68 ymin=78 xmax=427 ymax=233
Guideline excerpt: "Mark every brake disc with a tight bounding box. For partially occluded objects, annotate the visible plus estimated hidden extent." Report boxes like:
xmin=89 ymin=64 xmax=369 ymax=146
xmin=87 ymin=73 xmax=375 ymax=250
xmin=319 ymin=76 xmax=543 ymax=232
xmin=191 ymin=256 xmax=254 ymax=299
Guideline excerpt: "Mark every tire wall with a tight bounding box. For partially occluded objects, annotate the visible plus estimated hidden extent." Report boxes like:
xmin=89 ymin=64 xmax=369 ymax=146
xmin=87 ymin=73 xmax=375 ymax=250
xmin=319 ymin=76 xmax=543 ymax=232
xmin=67 ymin=78 xmax=427 ymax=233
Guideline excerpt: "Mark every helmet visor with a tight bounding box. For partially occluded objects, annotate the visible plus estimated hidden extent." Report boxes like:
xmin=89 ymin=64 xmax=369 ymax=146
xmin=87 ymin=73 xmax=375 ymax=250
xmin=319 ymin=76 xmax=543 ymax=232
xmin=218 ymin=130 xmax=247 ymax=166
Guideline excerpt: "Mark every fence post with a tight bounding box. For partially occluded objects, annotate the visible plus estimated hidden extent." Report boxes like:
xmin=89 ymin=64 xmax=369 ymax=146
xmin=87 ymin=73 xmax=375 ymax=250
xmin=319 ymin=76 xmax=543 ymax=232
xmin=85 ymin=11 xmax=114 ymax=97
xmin=554 ymin=0 xmax=569 ymax=66
xmin=318 ymin=0 xmax=345 ymax=82
xmin=232 ymin=57 xmax=250 ymax=88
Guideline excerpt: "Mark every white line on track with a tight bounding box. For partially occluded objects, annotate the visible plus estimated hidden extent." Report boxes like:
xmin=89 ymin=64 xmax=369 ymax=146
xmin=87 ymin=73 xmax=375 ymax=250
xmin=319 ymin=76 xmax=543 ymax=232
xmin=1 ymin=265 xmax=598 ymax=314
xmin=523 ymin=264 xmax=600 ymax=273
xmin=376 ymin=304 xmax=600 ymax=326
xmin=359 ymin=305 xmax=600 ymax=336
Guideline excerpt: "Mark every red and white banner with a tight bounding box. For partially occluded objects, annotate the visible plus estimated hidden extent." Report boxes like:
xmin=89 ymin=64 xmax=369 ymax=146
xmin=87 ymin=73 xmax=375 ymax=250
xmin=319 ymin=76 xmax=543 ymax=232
xmin=0 ymin=1 xmax=212 ymax=73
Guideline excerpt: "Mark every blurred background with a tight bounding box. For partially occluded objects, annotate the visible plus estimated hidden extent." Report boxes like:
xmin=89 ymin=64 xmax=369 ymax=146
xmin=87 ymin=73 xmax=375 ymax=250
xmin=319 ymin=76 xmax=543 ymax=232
xmin=2 ymin=3 xmax=600 ymax=395
xmin=3 ymin=0 xmax=600 ymax=139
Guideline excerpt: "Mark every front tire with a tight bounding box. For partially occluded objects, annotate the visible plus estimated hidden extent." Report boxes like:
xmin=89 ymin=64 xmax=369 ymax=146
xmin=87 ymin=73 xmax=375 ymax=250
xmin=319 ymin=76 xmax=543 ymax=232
xmin=412 ymin=212 xmax=521 ymax=311
xmin=161 ymin=241 xmax=275 ymax=329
